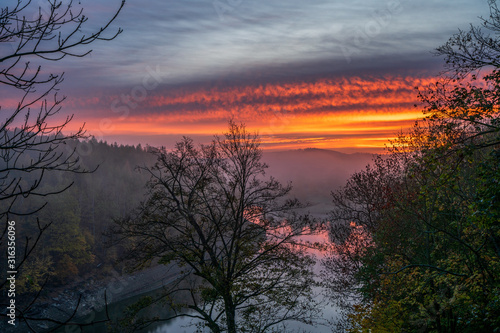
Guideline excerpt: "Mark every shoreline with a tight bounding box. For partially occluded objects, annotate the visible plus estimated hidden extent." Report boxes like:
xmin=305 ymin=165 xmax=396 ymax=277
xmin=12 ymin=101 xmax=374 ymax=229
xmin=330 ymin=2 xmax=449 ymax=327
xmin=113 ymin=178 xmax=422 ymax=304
xmin=1 ymin=264 xmax=177 ymax=332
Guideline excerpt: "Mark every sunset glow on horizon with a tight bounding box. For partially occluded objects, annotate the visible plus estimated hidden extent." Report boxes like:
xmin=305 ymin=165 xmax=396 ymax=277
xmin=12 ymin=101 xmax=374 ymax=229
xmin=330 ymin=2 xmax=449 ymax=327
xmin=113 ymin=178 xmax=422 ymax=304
xmin=59 ymin=73 xmax=432 ymax=152
xmin=1 ymin=0 xmax=485 ymax=153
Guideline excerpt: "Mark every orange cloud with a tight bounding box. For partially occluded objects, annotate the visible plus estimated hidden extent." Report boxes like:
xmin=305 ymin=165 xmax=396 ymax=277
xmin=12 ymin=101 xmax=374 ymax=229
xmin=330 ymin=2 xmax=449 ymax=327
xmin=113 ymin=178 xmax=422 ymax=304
xmin=61 ymin=73 xmax=435 ymax=152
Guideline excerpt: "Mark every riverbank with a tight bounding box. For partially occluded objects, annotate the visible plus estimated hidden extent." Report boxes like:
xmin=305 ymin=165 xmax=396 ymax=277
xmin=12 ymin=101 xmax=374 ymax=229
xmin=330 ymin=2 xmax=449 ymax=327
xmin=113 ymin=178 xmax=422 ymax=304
xmin=1 ymin=264 xmax=177 ymax=332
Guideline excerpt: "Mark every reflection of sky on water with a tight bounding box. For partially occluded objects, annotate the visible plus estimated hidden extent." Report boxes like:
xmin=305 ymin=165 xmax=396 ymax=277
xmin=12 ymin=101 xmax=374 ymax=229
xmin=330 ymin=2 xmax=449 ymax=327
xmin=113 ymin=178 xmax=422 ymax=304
xmin=149 ymin=291 xmax=339 ymax=333
xmin=147 ymin=316 xmax=200 ymax=333
xmin=149 ymin=220 xmax=339 ymax=333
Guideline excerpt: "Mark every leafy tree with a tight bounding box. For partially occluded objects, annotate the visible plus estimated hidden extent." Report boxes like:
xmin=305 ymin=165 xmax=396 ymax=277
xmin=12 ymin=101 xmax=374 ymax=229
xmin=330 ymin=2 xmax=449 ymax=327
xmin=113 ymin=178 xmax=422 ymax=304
xmin=323 ymin=2 xmax=500 ymax=330
xmin=324 ymin=119 xmax=500 ymax=332
xmin=115 ymin=122 xmax=322 ymax=333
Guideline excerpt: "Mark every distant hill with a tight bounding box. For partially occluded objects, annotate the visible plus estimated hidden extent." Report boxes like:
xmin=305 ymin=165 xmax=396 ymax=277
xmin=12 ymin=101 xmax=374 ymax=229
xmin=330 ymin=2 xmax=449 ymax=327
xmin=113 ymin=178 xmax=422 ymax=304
xmin=263 ymin=148 xmax=375 ymax=216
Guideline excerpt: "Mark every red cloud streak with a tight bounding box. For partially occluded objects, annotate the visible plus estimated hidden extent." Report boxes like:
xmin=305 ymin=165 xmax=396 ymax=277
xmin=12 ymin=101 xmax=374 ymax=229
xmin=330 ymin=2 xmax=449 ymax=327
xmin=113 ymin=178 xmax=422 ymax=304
xmin=49 ymin=73 xmax=437 ymax=151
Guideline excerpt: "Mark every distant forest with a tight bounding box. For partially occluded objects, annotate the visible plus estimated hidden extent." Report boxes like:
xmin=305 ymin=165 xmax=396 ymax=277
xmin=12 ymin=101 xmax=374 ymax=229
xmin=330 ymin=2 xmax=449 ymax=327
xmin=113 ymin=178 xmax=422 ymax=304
xmin=2 ymin=139 xmax=155 ymax=291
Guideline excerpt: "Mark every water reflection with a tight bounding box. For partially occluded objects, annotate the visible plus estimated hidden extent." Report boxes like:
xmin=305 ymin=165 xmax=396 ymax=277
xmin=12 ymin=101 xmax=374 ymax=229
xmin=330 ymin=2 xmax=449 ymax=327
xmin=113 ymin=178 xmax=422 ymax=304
xmin=57 ymin=282 xmax=338 ymax=333
xmin=56 ymin=210 xmax=338 ymax=333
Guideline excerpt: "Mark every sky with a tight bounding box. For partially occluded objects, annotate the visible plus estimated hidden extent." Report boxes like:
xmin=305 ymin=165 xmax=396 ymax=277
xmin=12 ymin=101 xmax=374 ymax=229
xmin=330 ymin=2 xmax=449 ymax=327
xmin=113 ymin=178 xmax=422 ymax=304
xmin=2 ymin=0 xmax=489 ymax=152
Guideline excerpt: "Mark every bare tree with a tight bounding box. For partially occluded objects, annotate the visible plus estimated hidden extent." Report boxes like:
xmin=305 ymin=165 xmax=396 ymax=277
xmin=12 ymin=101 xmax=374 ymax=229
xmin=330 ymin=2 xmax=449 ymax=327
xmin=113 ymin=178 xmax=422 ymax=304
xmin=436 ymin=0 xmax=500 ymax=75
xmin=115 ymin=122 xmax=322 ymax=333
xmin=0 ymin=0 xmax=125 ymax=331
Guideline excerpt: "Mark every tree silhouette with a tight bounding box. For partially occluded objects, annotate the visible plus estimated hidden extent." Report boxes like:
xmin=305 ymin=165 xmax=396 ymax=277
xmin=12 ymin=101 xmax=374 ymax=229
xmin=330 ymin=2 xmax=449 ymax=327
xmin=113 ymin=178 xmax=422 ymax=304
xmin=0 ymin=0 xmax=125 ymax=331
xmin=115 ymin=122 xmax=322 ymax=333
xmin=323 ymin=2 xmax=500 ymax=330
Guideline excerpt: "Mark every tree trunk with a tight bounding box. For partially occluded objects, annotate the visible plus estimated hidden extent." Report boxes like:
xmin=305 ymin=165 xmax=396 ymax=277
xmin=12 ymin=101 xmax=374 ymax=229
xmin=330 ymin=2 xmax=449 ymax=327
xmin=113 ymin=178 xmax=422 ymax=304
xmin=224 ymin=294 xmax=237 ymax=333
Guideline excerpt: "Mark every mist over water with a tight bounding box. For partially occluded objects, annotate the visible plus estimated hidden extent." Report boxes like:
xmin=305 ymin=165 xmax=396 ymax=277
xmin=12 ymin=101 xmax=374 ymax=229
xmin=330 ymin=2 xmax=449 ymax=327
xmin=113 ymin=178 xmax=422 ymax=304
xmin=264 ymin=149 xmax=373 ymax=214
xmin=50 ymin=148 xmax=374 ymax=333
xmin=146 ymin=149 xmax=373 ymax=332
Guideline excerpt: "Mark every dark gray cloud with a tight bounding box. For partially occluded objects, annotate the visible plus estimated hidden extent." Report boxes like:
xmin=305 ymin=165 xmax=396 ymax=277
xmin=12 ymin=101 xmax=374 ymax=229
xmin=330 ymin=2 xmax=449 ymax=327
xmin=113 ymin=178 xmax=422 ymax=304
xmin=4 ymin=0 xmax=486 ymax=92
xmin=53 ymin=0 xmax=487 ymax=91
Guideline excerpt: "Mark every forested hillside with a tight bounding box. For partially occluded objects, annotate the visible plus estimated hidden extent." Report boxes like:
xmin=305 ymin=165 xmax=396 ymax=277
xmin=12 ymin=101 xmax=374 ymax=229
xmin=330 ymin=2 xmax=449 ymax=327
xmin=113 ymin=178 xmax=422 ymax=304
xmin=1 ymin=139 xmax=155 ymax=293
xmin=321 ymin=5 xmax=500 ymax=330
